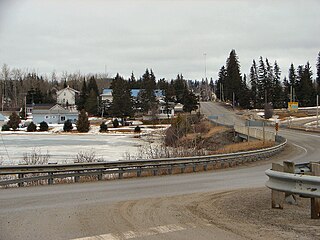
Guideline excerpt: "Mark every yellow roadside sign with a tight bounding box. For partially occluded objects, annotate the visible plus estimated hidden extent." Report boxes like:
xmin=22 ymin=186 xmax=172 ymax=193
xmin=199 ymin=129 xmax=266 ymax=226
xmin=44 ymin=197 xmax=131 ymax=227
xmin=288 ymin=102 xmax=298 ymax=112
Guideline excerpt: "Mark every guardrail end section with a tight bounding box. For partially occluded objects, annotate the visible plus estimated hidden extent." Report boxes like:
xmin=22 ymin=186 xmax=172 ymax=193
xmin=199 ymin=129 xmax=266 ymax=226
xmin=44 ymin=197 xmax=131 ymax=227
xmin=271 ymin=163 xmax=284 ymax=209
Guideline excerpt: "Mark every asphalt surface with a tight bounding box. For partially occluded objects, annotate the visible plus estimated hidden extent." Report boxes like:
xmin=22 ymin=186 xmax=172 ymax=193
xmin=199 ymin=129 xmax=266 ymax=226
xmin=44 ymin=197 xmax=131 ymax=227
xmin=1 ymin=102 xmax=319 ymax=240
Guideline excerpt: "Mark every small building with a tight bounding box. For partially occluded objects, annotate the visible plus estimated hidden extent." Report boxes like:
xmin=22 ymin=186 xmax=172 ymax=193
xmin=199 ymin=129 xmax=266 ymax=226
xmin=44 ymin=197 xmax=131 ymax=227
xmin=0 ymin=113 xmax=7 ymax=126
xmin=100 ymin=89 xmax=113 ymax=102
xmin=32 ymin=104 xmax=78 ymax=124
xmin=56 ymin=86 xmax=80 ymax=106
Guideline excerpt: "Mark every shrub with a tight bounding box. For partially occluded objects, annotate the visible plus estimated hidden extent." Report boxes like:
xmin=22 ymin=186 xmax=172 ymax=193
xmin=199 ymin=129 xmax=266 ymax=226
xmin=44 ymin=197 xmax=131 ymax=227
xmin=76 ymin=109 xmax=90 ymax=133
xmin=134 ymin=125 xmax=141 ymax=133
xmin=39 ymin=121 xmax=49 ymax=131
xmin=8 ymin=112 xmax=21 ymax=131
xmin=1 ymin=124 xmax=10 ymax=131
xmin=63 ymin=119 xmax=73 ymax=132
xmin=27 ymin=122 xmax=37 ymax=132
xmin=112 ymin=119 xmax=119 ymax=128
xmin=99 ymin=121 xmax=108 ymax=132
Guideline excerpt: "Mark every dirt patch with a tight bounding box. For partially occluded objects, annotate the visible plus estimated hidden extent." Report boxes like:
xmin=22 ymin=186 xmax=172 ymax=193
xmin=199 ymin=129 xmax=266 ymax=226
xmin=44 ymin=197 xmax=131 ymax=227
xmin=186 ymin=188 xmax=320 ymax=240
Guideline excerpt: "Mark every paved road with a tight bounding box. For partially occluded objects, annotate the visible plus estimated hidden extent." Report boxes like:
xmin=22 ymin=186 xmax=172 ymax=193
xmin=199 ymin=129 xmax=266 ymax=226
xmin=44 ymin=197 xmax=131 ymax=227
xmin=1 ymin=102 xmax=319 ymax=240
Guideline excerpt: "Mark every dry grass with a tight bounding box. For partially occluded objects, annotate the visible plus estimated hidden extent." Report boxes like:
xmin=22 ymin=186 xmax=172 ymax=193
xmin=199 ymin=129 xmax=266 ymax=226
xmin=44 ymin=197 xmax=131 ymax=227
xmin=276 ymin=112 xmax=309 ymax=120
xmin=213 ymin=140 xmax=275 ymax=154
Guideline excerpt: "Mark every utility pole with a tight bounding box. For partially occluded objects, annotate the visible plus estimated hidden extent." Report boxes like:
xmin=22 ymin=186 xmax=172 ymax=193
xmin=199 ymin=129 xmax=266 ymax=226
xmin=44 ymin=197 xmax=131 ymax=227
xmin=204 ymin=53 xmax=207 ymax=81
xmin=317 ymin=94 xmax=319 ymax=128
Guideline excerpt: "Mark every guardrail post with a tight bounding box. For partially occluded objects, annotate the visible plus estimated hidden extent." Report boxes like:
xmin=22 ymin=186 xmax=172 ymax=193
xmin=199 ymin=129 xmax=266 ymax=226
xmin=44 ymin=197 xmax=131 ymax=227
xmin=153 ymin=168 xmax=158 ymax=176
xmin=137 ymin=167 xmax=142 ymax=177
xmin=98 ymin=172 xmax=103 ymax=181
xmin=74 ymin=171 xmax=80 ymax=183
xmin=119 ymin=168 xmax=123 ymax=179
xmin=203 ymin=163 xmax=207 ymax=171
xmin=192 ymin=163 xmax=196 ymax=172
xmin=18 ymin=173 xmax=24 ymax=187
xmin=283 ymin=161 xmax=297 ymax=205
xmin=180 ymin=164 xmax=185 ymax=173
xmin=168 ymin=166 xmax=172 ymax=175
xmin=311 ymin=163 xmax=320 ymax=219
xmin=48 ymin=172 xmax=54 ymax=185
xmin=271 ymin=163 xmax=284 ymax=209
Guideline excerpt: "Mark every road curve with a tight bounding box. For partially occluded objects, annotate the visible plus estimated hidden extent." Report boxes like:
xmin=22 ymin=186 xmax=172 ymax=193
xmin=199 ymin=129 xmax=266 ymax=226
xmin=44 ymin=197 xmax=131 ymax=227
xmin=1 ymin=102 xmax=319 ymax=240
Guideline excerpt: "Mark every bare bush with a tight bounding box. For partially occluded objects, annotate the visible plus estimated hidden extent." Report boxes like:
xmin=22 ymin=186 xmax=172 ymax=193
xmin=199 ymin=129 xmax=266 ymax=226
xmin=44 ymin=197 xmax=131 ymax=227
xmin=21 ymin=148 xmax=50 ymax=165
xmin=75 ymin=150 xmax=103 ymax=163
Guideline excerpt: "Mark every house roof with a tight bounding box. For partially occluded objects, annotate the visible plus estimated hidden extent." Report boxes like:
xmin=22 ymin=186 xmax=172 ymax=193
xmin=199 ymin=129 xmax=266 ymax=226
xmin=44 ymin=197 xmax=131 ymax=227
xmin=101 ymin=88 xmax=164 ymax=98
xmin=56 ymin=86 xmax=80 ymax=95
xmin=32 ymin=104 xmax=78 ymax=114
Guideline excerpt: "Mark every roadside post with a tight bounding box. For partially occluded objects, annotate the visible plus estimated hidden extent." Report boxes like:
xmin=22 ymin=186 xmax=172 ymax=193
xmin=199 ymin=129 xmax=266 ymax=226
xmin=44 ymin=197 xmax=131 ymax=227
xmin=311 ymin=163 xmax=320 ymax=219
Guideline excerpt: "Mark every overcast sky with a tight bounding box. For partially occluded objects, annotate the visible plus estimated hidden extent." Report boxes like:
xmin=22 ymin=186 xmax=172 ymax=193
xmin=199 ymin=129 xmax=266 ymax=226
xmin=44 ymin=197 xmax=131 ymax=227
xmin=0 ymin=0 xmax=319 ymax=81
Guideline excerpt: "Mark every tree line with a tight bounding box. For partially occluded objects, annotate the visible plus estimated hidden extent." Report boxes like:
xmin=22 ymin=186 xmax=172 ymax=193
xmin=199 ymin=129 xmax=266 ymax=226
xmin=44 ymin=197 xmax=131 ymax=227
xmin=216 ymin=50 xmax=320 ymax=108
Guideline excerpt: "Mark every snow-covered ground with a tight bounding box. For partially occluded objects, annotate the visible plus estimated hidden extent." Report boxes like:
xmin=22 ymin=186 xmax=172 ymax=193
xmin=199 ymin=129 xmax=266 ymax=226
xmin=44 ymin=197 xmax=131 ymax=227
xmin=0 ymin=124 xmax=169 ymax=165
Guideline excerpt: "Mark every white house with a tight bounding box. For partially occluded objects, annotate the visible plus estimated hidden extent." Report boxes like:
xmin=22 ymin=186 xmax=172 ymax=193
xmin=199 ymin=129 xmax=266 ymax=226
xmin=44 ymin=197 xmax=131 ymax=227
xmin=32 ymin=104 xmax=78 ymax=124
xmin=56 ymin=86 xmax=80 ymax=106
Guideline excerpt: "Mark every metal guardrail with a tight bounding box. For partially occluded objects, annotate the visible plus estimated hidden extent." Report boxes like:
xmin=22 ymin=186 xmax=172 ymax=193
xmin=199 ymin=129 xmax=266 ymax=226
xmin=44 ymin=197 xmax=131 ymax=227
xmin=265 ymin=161 xmax=320 ymax=219
xmin=265 ymin=169 xmax=320 ymax=198
xmin=0 ymin=137 xmax=287 ymax=187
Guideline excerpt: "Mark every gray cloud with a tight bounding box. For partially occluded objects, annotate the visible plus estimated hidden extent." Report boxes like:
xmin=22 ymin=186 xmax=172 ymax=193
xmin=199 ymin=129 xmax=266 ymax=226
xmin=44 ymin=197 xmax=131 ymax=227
xmin=0 ymin=0 xmax=319 ymax=80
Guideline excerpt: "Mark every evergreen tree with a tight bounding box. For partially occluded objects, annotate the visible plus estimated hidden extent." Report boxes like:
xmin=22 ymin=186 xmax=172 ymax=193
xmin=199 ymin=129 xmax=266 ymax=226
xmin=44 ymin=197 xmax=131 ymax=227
xmin=99 ymin=121 xmax=108 ymax=132
xmin=273 ymin=61 xmax=283 ymax=108
xmin=63 ymin=119 xmax=73 ymax=132
xmin=249 ymin=60 xmax=258 ymax=108
xmin=182 ymin=89 xmax=198 ymax=113
xmin=288 ymin=63 xmax=297 ymax=101
xmin=87 ymin=76 xmax=99 ymax=96
xmin=139 ymin=69 xmax=157 ymax=112
xmin=316 ymin=52 xmax=320 ymax=94
xmin=225 ymin=50 xmax=242 ymax=103
xmin=257 ymin=57 xmax=267 ymax=105
xmin=85 ymin=89 xmax=98 ymax=115
xmin=173 ymin=74 xmax=187 ymax=103
xmin=216 ymin=66 xmax=227 ymax=101
xmin=110 ymin=73 xmax=133 ymax=118
xmin=76 ymin=109 xmax=90 ymax=132
xmin=296 ymin=62 xmax=316 ymax=106
xmin=8 ymin=112 xmax=21 ymax=131
xmin=77 ymin=78 xmax=87 ymax=110
xmin=27 ymin=122 xmax=37 ymax=132
xmin=39 ymin=121 xmax=49 ymax=131
xmin=238 ymin=74 xmax=251 ymax=109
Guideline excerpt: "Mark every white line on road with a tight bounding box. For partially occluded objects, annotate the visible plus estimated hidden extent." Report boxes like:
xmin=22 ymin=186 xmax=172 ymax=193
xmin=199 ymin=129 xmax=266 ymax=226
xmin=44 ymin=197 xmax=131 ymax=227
xmin=72 ymin=223 xmax=188 ymax=240
xmin=292 ymin=143 xmax=308 ymax=154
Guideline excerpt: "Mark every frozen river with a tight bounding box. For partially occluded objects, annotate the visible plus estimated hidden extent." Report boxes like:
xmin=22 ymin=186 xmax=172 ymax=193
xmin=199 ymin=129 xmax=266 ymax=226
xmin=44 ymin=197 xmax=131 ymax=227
xmin=0 ymin=133 xmax=142 ymax=165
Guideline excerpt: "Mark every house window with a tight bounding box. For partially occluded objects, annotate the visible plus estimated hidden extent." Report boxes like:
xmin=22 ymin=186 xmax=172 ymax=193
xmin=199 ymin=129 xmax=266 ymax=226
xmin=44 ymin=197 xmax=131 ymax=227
xmin=45 ymin=115 xmax=49 ymax=119
xmin=52 ymin=116 xmax=56 ymax=119
xmin=64 ymin=92 xmax=66 ymax=96
xmin=61 ymin=116 xmax=65 ymax=121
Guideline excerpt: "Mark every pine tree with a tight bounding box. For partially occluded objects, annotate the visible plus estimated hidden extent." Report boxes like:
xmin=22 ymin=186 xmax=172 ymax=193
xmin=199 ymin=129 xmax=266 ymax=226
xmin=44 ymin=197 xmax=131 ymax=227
xmin=85 ymin=89 xmax=98 ymax=115
xmin=296 ymin=62 xmax=316 ymax=106
xmin=63 ymin=119 xmax=73 ymax=132
xmin=173 ymin=74 xmax=187 ymax=103
xmin=273 ymin=61 xmax=283 ymax=108
xmin=139 ymin=69 xmax=157 ymax=113
xmin=77 ymin=78 xmax=87 ymax=110
xmin=249 ymin=60 xmax=258 ymax=108
xmin=87 ymin=76 xmax=99 ymax=96
xmin=258 ymin=57 xmax=267 ymax=106
xmin=288 ymin=63 xmax=297 ymax=101
xmin=110 ymin=73 xmax=133 ymax=118
xmin=27 ymin=122 xmax=37 ymax=132
xmin=225 ymin=50 xmax=242 ymax=103
xmin=76 ymin=109 xmax=90 ymax=133
xmin=216 ymin=66 xmax=227 ymax=101
xmin=182 ymin=89 xmax=198 ymax=113
xmin=316 ymin=52 xmax=320 ymax=94
xmin=8 ymin=112 xmax=21 ymax=131
xmin=238 ymin=74 xmax=250 ymax=109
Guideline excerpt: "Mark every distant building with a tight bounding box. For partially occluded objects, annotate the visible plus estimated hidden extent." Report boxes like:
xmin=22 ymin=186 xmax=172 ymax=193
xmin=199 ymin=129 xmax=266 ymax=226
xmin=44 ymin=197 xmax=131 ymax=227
xmin=32 ymin=104 xmax=78 ymax=124
xmin=56 ymin=86 xmax=80 ymax=106
xmin=100 ymin=88 xmax=164 ymax=102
